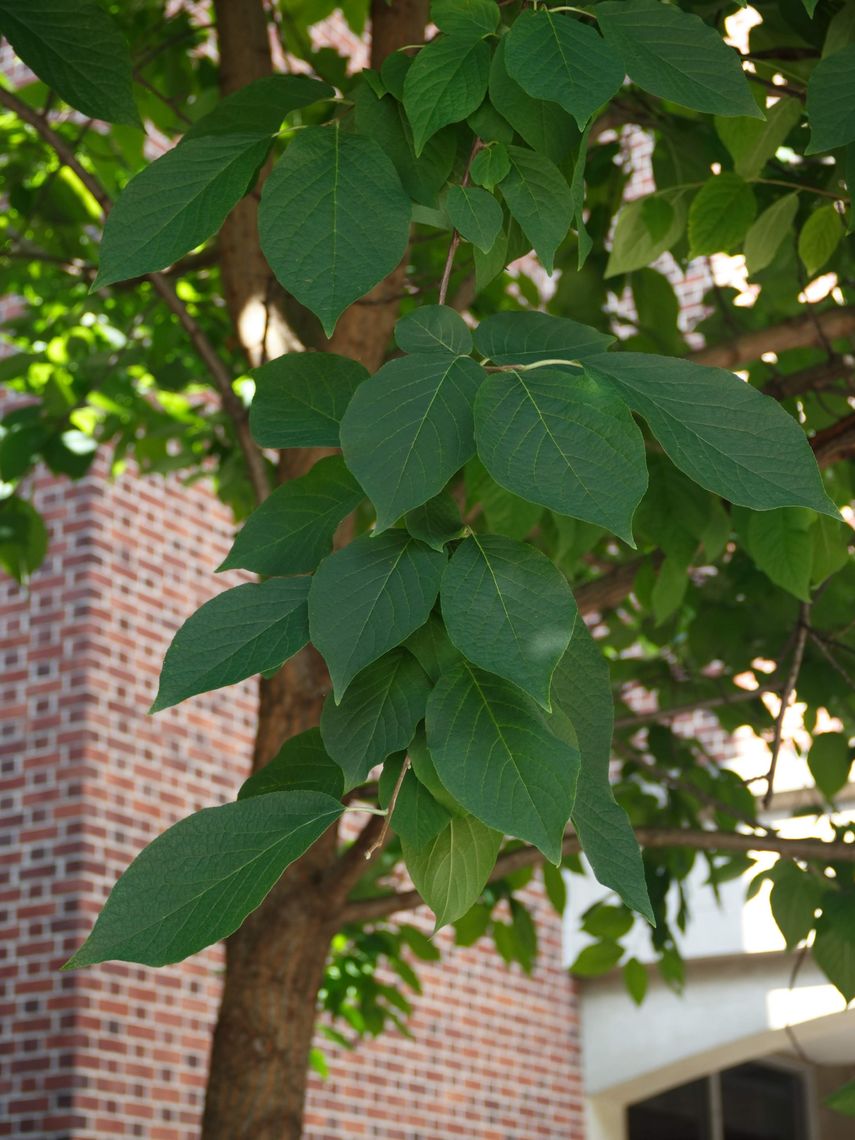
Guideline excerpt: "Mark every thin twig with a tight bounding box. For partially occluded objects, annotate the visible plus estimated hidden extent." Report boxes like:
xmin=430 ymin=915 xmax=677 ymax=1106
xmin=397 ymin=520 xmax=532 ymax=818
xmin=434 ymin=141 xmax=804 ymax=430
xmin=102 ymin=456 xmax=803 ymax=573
xmin=438 ymin=138 xmax=482 ymax=306
xmin=366 ymin=758 xmax=410 ymax=860
xmin=763 ymin=602 xmax=811 ymax=810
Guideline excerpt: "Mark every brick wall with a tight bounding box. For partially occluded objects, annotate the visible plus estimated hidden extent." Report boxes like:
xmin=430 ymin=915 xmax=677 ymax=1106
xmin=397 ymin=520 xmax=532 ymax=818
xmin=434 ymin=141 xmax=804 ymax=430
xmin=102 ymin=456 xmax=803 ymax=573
xmin=0 ymin=459 xmax=584 ymax=1140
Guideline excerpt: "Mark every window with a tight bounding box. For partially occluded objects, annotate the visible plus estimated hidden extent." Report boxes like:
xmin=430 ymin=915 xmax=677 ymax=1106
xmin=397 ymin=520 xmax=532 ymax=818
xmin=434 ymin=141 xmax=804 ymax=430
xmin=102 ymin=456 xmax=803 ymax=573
xmin=628 ymin=1062 xmax=810 ymax=1140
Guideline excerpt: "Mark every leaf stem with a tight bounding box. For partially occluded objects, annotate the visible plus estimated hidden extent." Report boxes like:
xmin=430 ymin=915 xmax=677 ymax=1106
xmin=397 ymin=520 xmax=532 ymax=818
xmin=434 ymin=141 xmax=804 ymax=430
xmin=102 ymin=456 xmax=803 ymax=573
xmin=365 ymin=757 xmax=410 ymax=859
xmin=438 ymin=137 xmax=483 ymax=306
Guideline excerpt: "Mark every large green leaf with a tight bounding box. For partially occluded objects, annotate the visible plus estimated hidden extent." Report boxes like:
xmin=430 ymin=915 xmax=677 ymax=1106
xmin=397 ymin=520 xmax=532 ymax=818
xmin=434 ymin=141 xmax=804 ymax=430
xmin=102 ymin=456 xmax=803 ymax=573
xmin=743 ymin=506 xmax=815 ymax=602
xmin=95 ymin=134 xmax=272 ymax=288
xmin=402 ymin=813 xmax=502 ymax=928
xmin=474 ymin=367 xmax=648 ymax=542
xmin=488 ymin=38 xmax=579 ymax=164
xmin=64 ymin=791 xmax=343 ymax=967
xmin=597 ymin=0 xmax=760 ymax=118
xmin=432 ymin=0 xmax=500 ymax=40
xmin=440 ymin=534 xmax=577 ymax=709
xmin=0 ymin=0 xmax=139 ymax=126
xmin=426 ymin=661 xmax=580 ymax=861
xmin=769 ymin=863 xmax=823 ymax=949
xmin=259 ymin=125 xmax=410 ymax=335
xmin=446 ymin=185 xmax=504 ymax=253
xmin=249 ymin=353 xmax=369 ymax=449
xmin=504 ymin=9 xmax=624 ymax=129
xmin=391 ymin=770 xmax=452 ymax=851
xmin=184 ymin=74 xmax=332 ymax=140
xmin=309 ymin=531 xmax=445 ymax=699
xmin=403 ymin=35 xmax=491 ymax=155
xmin=474 ymin=310 xmax=613 ymax=365
xmin=498 ymin=146 xmax=574 ymax=272
xmin=395 ymin=305 xmax=473 ymax=356
xmin=552 ymin=620 xmax=653 ymax=922
xmin=585 ymin=353 xmax=839 ymax=518
xmin=320 ymin=649 xmax=432 ymax=789
xmin=340 ymin=353 xmax=485 ymax=531
xmin=806 ymin=44 xmax=855 ymax=154
xmin=238 ymin=729 xmax=344 ymax=801
xmin=688 ymin=173 xmax=756 ymax=257
xmin=813 ymin=892 xmax=855 ymax=1002
xmin=606 ymin=189 xmax=688 ymax=277
xmin=151 ymin=579 xmax=310 ymax=712
xmin=218 ymin=456 xmax=363 ymax=577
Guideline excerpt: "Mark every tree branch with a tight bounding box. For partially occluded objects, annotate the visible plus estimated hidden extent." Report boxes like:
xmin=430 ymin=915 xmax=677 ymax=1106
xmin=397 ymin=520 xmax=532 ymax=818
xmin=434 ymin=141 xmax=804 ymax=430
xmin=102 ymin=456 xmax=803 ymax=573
xmin=691 ymin=306 xmax=855 ymax=370
xmin=763 ymin=602 xmax=810 ymax=809
xmin=614 ymin=681 xmax=776 ymax=730
xmin=341 ymin=826 xmax=855 ymax=923
xmin=0 ymin=82 xmax=269 ymax=504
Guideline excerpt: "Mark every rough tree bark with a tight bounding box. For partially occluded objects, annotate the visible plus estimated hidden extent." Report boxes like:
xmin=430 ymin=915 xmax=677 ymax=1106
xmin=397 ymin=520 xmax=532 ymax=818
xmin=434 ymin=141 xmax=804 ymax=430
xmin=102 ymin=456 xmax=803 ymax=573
xmin=201 ymin=3 xmax=428 ymax=1137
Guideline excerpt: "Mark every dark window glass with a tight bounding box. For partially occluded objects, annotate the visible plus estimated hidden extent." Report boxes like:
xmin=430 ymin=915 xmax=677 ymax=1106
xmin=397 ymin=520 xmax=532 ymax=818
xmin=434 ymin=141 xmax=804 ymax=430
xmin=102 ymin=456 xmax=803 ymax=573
xmin=628 ymin=1077 xmax=712 ymax=1140
xmin=721 ymin=1063 xmax=807 ymax=1140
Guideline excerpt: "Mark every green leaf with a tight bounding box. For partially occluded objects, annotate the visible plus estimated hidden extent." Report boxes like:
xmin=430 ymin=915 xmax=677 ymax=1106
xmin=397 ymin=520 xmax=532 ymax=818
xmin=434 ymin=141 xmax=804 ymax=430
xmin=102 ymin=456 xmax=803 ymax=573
xmin=152 ymin=579 xmax=310 ymax=712
xmin=552 ymin=620 xmax=654 ymax=922
xmin=402 ymin=813 xmax=502 ymax=929
xmin=465 ymin=458 xmax=543 ymax=540
xmin=570 ymin=938 xmax=623 ymax=977
xmin=405 ymin=492 xmax=465 ymax=551
xmin=391 ymin=770 xmax=452 ymax=851
xmin=309 ymin=531 xmax=445 ymax=700
xmin=498 ymin=145 xmax=574 ymax=272
xmin=798 ymin=205 xmax=843 ymax=276
xmin=320 ymin=649 xmax=432 ymax=789
xmin=470 ymin=142 xmax=511 ymax=191
xmin=585 ymin=353 xmax=839 ymax=518
xmin=440 ymin=534 xmax=577 ymax=709
xmin=744 ymin=194 xmax=799 ymax=275
xmin=806 ymin=44 xmax=855 ymax=154
xmin=446 ymin=185 xmax=504 ymax=253
xmin=813 ymin=892 xmax=855 ymax=1002
xmin=259 ymin=125 xmax=411 ymax=336
xmin=64 ymin=791 xmax=343 ymax=967
xmin=249 ymin=353 xmax=369 ymax=449
xmin=474 ymin=367 xmax=648 ymax=542
xmin=426 ymin=661 xmax=580 ymax=862
xmin=184 ymin=74 xmax=333 ymax=140
xmin=403 ymin=35 xmax=491 ymax=156
xmin=474 ymin=227 xmax=510 ymax=292
xmin=0 ymin=0 xmax=139 ymax=126
xmin=606 ymin=190 xmax=688 ymax=277
xmin=744 ymin=506 xmax=815 ymax=601
xmin=583 ymin=902 xmax=634 ymax=940
xmin=340 ymin=353 xmax=485 ymax=531
xmin=473 ymin=310 xmax=613 ymax=365
xmin=218 ymin=456 xmax=363 ymax=576
xmin=597 ymin=0 xmax=760 ymax=119
xmin=504 ymin=9 xmax=624 ymax=129
xmin=238 ymin=728 xmax=344 ymax=801
xmin=809 ymin=733 xmax=853 ymax=800
xmin=769 ymin=862 xmax=823 ymax=948
xmin=0 ymin=495 xmax=48 ymax=584
xmin=715 ymin=98 xmax=801 ymax=181
xmin=623 ymin=957 xmax=648 ymax=1005
xmin=94 ymin=134 xmax=272 ymax=288
xmin=570 ymin=123 xmax=593 ymax=269
xmin=488 ymin=39 xmax=579 ymax=164
xmin=688 ymin=173 xmax=756 ymax=258
xmin=811 ymin=514 xmax=851 ymax=586
xmin=395 ymin=305 xmax=473 ymax=356
xmin=651 ymin=557 xmax=689 ymax=625
xmin=825 ymin=1080 xmax=855 ymax=1117
xmin=543 ymin=861 xmax=567 ymax=914
xmin=404 ymin=615 xmax=463 ymax=684
xmin=432 ymin=0 xmax=499 ymax=40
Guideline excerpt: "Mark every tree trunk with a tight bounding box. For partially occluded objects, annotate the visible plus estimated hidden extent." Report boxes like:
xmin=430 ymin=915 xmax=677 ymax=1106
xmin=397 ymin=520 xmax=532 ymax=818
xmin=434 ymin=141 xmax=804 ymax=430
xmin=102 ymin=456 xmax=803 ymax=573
xmin=201 ymin=2 xmax=429 ymax=1137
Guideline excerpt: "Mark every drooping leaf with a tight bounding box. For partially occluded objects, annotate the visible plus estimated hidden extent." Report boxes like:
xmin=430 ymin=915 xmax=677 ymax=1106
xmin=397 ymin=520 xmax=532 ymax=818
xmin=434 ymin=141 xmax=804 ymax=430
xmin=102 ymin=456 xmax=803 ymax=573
xmin=488 ymin=38 xmax=579 ymax=164
xmin=623 ymin=957 xmax=648 ymax=1005
xmin=405 ymin=492 xmax=465 ymax=551
xmin=446 ymin=185 xmax=504 ymax=253
xmin=440 ymin=534 xmax=577 ymax=708
xmin=809 ymin=733 xmax=853 ymax=800
xmin=688 ymin=173 xmax=756 ymax=257
xmin=0 ymin=495 xmax=48 ymax=584
xmin=498 ymin=145 xmax=574 ymax=272
xmin=570 ymin=123 xmax=593 ymax=269
xmin=470 ymin=142 xmax=511 ymax=190
xmin=391 ymin=770 xmax=452 ymax=851
xmin=218 ymin=456 xmax=363 ymax=577
xmin=64 ymin=791 xmax=344 ymax=967
xmin=813 ymin=892 xmax=855 ymax=1002
xmin=320 ymin=649 xmax=432 ymax=789
xmin=259 ymin=125 xmax=410 ymax=335
xmin=238 ymin=729 xmax=344 ymax=801
xmin=151 ymin=578 xmax=311 ymax=712
xmin=249 ymin=353 xmax=369 ymax=449
xmin=403 ymin=35 xmax=492 ymax=156
xmin=651 ymin=557 xmax=689 ymax=625
xmin=605 ymin=190 xmax=688 ymax=277
xmin=309 ymin=532 xmax=445 ymax=699
xmin=769 ymin=862 xmax=822 ymax=949
xmin=552 ymin=620 xmax=654 ymax=922
xmin=473 ymin=310 xmax=613 ymax=365
xmin=402 ymin=813 xmax=502 ymax=928
xmin=744 ymin=194 xmax=799 ymax=275
xmin=340 ymin=353 xmax=485 ymax=531
xmin=806 ymin=44 xmax=855 ymax=154
xmin=0 ymin=0 xmax=139 ymax=126
xmin=798 ymin=205 xmax=843 ymax=276
xmin=715 ymin=98 xmax=802 ymax=181
xmin=474 ymin=367 xmax=648 ymax=542
xmin=426 ymin=661 xmax=580 ymax=861
xmin=743 ymin=506 xmax=815 ymax=602
xmin=597 ymin=0 xmax=761 ymax=118
xmin=569 ymin=939 xmax=623 ymax=977
xmin=585 ymin=353 xmax=839 ymax=518
xmin=825 ymin=1080 xmax=855 ymax=1117
xmin=504 ymin=9 xmax=624 ymax=129
xmin=811 ymin=515 xmax=851 ymax=586
xmin=395 ymin=305 xmax=473 ymax=356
